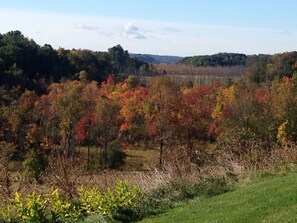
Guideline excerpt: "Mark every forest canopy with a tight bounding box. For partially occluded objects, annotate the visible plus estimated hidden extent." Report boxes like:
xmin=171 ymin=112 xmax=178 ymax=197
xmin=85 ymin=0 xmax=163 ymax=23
xmin=0 ymin=31 xmax=149 ymax=93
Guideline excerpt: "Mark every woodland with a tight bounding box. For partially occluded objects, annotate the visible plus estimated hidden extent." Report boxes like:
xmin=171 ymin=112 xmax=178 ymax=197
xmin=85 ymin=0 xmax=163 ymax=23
xmin=1 ymin=30 xmax=297 ymax=222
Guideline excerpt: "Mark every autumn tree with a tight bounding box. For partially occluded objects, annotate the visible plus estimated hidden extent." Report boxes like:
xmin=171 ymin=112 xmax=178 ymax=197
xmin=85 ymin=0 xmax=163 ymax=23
xmin=215 ymin=81 xmax=275 ymax=152
xmin=75 ymin=81 xmax=99 ymax=170
xmin=100 ymin=76 xmax=148 ymax=147
xmin=144 ymin=77 xmax=180 ymax=165
xmin=272 ymin=77 xmax=297 ymax=145
xmin=8 ymin=90 xmax=39 ymax=151
xmin=0 ymin=86 xmax=21 ymax=142
xmin=119 ymin=85 xmax=148 ymax=146
xmin=94 ymin=95 xmax=121 ymax=169
xmin=178 ymin=85 xmax=216 ymax=161
xmin=7 ymin=90 xmax=50 ymax=180
xmin=47 ymin=81 xmax=86 ymax=157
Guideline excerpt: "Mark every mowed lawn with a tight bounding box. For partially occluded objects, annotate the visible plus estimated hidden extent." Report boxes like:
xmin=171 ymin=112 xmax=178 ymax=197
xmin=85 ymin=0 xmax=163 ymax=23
xmin=140 ymin=172 xmax=297 ymax=223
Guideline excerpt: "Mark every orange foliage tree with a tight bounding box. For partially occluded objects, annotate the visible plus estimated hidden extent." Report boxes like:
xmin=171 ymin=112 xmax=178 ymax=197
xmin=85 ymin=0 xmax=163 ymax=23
xmin=143 ymin=77 xmax=180 ymax=165
xmin=178 ymin=84 xmax=216 ymax=161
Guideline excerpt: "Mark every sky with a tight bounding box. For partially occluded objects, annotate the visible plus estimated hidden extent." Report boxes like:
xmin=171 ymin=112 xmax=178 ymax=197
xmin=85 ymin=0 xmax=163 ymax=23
xmin=0 ymin=0 xmax=297 ymax=56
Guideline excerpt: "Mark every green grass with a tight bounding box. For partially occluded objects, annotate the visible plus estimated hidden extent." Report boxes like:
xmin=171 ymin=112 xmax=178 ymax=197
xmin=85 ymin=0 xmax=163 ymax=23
xmin=139 ymin=172 xmax=297 ymax=223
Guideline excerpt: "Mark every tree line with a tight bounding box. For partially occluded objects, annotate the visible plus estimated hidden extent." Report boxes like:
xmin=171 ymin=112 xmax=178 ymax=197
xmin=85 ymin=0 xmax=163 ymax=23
xmin=178 ymin=52 xmax=297 ymax=83
xmin=0 ymin=31 xmax=149 ymax=94
xmin=180 ymin=53 xmax=247 ymax=67
xmin=1 ymin=30 xmax=297 ymax=95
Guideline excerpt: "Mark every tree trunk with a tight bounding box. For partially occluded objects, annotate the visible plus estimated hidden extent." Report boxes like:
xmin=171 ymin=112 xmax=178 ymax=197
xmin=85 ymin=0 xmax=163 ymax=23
xmin=87 ymin=123 xmax=91 ymax=171
xmin=159 ymin=139 xmax=164 ymax=166
xmin=104 ymin=141 xmax=108 ymax=169
xmin=87 ymin=143 xmax=90 ymax=171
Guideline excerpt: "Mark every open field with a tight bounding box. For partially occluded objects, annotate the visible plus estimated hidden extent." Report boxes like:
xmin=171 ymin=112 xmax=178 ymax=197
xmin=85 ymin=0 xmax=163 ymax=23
xmin=75 ymin=146 xmax=159 ymax=171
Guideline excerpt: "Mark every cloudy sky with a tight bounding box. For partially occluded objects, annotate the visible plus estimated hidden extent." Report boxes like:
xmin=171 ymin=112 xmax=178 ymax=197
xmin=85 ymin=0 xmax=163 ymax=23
xmin=1 ymin=0 xmax=297 ymax=56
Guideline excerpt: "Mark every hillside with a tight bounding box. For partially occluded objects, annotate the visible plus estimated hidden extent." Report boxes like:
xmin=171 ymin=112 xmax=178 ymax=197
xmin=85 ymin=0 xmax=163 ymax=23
xmin=180 ymin=53 xmax=247 ymax=67
xmin=140 ymin=172 xmax=297 ymax=223
xmin=131 ymin=53 xmax=183 ymax=64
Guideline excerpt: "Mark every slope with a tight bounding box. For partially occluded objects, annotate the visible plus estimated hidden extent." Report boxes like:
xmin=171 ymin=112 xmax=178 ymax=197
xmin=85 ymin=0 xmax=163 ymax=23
xmin=140 ymin=172 xmax=297 ymax=223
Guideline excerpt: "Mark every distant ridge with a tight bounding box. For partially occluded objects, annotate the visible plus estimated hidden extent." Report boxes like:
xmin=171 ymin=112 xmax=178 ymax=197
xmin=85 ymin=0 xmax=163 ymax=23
xmin=131 ymin=53 xmax=183 ymax=64
xmin=180 ymin=53 xmax=247 ymax=67
xmin=131 ymin=53 xmax=247 ymax=66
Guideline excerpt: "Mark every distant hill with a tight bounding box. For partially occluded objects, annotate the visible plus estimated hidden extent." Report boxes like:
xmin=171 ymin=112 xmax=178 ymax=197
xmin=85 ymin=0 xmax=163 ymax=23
xmin=180 ymin=53 xmax=247 ymax=67
xmin=131 ymin=54 xmax=183 ymax=64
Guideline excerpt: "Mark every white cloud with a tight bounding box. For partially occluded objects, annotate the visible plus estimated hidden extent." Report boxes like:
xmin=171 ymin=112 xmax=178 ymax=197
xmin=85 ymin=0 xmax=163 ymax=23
xmin=76 ymin=23 xmax=99 ymax=31
xmin=76 ymin=21 xmax=147 ymax=40
xmin=76 ymin=23 xmax=116 ymax=37
xmin=122 ymin=23 xmax=146 ymax=39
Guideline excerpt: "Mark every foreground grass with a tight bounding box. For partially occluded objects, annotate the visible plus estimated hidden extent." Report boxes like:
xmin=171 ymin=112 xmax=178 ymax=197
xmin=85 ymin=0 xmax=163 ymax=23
xmin=140 ymin=172 xmax=297 ymax=223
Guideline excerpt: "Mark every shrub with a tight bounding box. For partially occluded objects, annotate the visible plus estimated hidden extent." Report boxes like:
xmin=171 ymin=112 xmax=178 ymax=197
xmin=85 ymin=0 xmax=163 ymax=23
xmin=13 ymin=192 xmax=47 ymax=223
xmin=78 ymin=187 xmax=104 ymax=215
xmin=99 ymin=141 xmax=126 ymax=169
xmin=78 ymin=180 xmax=141 ymax=216
xmin=0 ymin=203 xmax=14 ymax=223
xmin=23 ymin=149 xmax=47 ymax=180
xmin=108 ymin=141 xmax=126 ymax=169
xmin=0 ymin=181 xmax=141 ymax=223
xmin=0 ymin=141 xmax=16 ymax=198
xmin=197 ymin=177 xmax=232 ymax=196
xmin=45 ymin=188 xmax=83 ymax=223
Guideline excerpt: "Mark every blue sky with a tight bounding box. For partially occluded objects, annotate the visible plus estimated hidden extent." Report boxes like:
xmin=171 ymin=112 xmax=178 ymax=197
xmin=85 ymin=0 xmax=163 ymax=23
xmin=0 ymin=0 xmax=297 ymax=56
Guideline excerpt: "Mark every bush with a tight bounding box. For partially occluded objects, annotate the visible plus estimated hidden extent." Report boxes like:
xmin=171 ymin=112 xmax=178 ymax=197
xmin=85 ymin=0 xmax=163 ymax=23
xmin=0 ymin=180 xmax=141 ymax=223
xmin=23 ymin=149 xmax=47 ymax=180
xmin=99 ymin=141 xmax=126 ymax=169
xmin=108 ymin=141 xmax=126 ymax=169
xmin=78 ymin=180 xmax=141 ymax=216
xmin=13 ymin=192 xmax=47 ymax=223
xmin=46 ymin=188 xmax=83 ymax=223
xmin=0 ymin=141 xmax=16 ymax=198
xmin=197 ymin=177 xmax=232 ymax=196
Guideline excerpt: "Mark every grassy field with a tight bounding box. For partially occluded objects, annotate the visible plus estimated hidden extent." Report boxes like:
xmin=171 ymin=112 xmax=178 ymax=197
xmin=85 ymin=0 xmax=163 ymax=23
xmin=139 ymin=172 xmax=297 ymax=223
xmin=124 ymin=148 xmax=159 ymax=171
xmin=75 ymin=146 xmax=159 ymax=171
